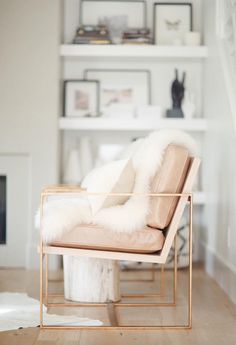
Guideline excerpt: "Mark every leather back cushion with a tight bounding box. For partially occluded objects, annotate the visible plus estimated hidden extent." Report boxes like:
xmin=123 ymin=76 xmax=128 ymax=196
xmin=147 ymin=145 xmax=190 ymax=230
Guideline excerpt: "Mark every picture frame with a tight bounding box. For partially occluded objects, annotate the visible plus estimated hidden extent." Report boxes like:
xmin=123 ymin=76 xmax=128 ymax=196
xmin=83 ymin=69 xmax=151 ymax=116
xmin=80 ymin=0 xmax=147 ymax=28
xmin=153 ymin=2 xmax=193 ymax=45
xmin=63 ymin=80 xmax=100 ymax=117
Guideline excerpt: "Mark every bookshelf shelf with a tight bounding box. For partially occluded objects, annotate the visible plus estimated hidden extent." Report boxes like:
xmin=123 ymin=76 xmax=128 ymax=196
xmin=59 ymin=117 xmax=207 ymax=132
xmin=60 ymin=44 xmax=208 ymax=59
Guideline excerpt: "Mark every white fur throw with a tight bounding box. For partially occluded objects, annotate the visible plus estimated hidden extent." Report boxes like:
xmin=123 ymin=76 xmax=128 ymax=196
xmin=36 ymin=130 xmax=196 ymax=243
xmin=82 ymin=159 xmax=135 ymax=214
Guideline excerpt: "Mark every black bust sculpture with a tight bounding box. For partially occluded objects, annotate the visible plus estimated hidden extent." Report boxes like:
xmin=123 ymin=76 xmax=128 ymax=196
xmin=166 ymin=69 xmax=186 ymax=118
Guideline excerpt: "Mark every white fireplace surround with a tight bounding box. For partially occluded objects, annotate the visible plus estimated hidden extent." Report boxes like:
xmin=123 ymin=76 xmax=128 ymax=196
xmin=0 ymin=154 xmax=30 ymax=267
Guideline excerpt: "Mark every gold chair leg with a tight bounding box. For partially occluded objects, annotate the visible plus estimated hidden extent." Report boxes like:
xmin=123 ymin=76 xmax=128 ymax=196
xmin=39 ymin=248 xmax=43 ymax=328
xmin=39 ymin=195 xmax=44 ymax=328
xmin=160 ymin=264 xmax=165 ymax=297
xmin=188 ymin=194 xmax=193 ymax=328
xmin=107 ymin=303 xmax=119 ymax=326
xmin=173 ymin=234 xmax=178 ymax=305
xmin=45 ymin=254 xmax=48 ymax=307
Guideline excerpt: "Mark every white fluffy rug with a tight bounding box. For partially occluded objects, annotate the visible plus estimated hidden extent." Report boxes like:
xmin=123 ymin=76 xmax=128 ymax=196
xmin=36 ymin=130 xmax=196 ymax=243
xmin=0 ymin=293 xmax=102 ymax=331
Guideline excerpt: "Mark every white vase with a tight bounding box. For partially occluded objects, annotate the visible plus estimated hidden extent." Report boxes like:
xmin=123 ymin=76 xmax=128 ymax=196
xmin=80 ymin=136 xmax=93 ymax=178
xmin=63 ymin=149 xmax=81 ymax=184
xmin=182 ymin=91 xmax=196 ymax=119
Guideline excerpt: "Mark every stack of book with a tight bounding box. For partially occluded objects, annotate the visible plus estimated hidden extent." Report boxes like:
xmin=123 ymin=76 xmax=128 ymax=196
xmin=122 ymin=28 xmax=152 ymax=45
xmin=73 ymin=25 xmax=111 ymax=45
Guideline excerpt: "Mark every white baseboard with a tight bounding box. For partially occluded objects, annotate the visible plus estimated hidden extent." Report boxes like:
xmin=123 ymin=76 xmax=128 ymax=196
xmin=199 ymin=241 xmax=236 ymax=304
xmin=26 ymin=242 xmax=60 ymax=270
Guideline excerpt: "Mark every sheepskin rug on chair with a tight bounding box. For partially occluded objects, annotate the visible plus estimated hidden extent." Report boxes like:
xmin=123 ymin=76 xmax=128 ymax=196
xmin=36 ymin=130 xmax=196 ymax=243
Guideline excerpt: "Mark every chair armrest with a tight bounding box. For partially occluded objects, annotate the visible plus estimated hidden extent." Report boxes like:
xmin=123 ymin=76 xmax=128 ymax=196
xmin=42 ymin=184 xmax=86 ymax=195
xmin=41 ymin=185 xmax=192 ymax=198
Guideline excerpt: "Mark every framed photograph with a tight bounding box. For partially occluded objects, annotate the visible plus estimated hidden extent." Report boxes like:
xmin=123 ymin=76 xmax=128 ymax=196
xmin=63 ymin=80 xmax=99 ymax=117
xmin=153 ymin=2 xmax=192 ymax=45
xmin=80 ymin=0 xmax=147 ymax=28
xmin=83 ymin=69 xmax=151 ymax=116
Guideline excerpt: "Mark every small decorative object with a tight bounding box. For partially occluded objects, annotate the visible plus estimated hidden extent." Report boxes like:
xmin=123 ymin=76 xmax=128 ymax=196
xmin=136 ymin=105 xmax=162 ymax=119
xmin=64 ymin=80 xmax=99 ymax=117
xmin=80 ymin=0 xmax=146 ymax=28
xmin=153 ymin=2 xmax=192 ymax=45
xmin=184 ymin=31 xmax=201 ymax=46
xmin=73 ymin=25 xmax=111 ymax=45
xmin=182 ymin=90 xmax=196 ymax=118
xmin=84 ymin=69 xmax=151 ymax=116
xmin=122 ymin=27 xmax=152 ymax=45
xmin=166 ymin=69 xmax=185 ymax=118
xmin=80 ymin=136 xmax=93 ymax=177
xmin=99 ymin=15 xmax=127 ymax=44
xmin=104 ymin=104 xmax=134 ymax=118
xmin=63 ymin=149 xmax=81 ymax=184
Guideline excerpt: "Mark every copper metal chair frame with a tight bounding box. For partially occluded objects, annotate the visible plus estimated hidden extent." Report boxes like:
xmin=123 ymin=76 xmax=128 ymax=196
xmin=39 ymin=157 xmax=199 ymax=330
xmin=39 ymin=194 xmax=193 ymax=330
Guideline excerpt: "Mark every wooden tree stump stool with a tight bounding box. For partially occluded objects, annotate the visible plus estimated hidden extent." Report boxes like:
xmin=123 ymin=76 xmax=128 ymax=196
xmin=63 ymin=256 xmax=121 ymax=302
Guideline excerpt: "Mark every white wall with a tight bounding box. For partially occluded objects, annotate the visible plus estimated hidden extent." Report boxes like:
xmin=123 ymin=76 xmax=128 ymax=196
xmin=0 ymin=0 xmax=60 ymax=268
xmin=202 ymin=0 xmax=236 ymax=303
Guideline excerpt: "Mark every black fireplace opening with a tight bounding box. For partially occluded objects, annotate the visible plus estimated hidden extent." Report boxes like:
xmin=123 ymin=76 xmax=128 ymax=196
xmin=0 ymin=176 xmax=6 ymax=244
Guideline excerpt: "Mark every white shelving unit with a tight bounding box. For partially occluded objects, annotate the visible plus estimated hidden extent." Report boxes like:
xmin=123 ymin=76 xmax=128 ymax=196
xmin=60 ymin=44 xmax=208 ymax=59
xmin=60 ymin=0 xmax=208 ymax=262
xmin=59 ymin=117 xmax=207 ymax=132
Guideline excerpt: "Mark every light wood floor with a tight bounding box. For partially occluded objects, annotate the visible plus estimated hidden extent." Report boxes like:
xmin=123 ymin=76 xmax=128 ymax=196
xmin=0 ymin=265 xmax=236 ymax=344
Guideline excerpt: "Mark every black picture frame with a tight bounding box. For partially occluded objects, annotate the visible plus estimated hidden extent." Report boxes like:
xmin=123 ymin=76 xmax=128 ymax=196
xmin=83 ymin=69 xmax=152 ymax=113
xmin=63 ymin=79 xmax=100 ymax=117
xmin=79 ymin=0 xmax=147 ymax=28
xmin=153 ymin=2 xmax=193 ymax=45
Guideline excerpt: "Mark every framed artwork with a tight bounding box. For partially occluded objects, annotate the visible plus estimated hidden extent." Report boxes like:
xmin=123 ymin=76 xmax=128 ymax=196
xmin=63 ymin=80 xmax=99 ymax=117
xmin=80 ymin=0 xmax=147 ymax=28
xmin=83 ymin=69 xmax=151 ymax=116
xmin=153 ymin=2 xmax=192 ymax=45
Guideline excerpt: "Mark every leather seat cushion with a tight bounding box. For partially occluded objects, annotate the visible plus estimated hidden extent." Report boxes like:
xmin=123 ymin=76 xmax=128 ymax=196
xmin=51 ymin=224 xmax=165 ymax=254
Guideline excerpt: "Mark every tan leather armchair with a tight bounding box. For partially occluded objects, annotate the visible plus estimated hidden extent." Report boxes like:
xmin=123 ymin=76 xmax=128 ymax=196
xmin=38 ymin=145 xmax=200 ymax=330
